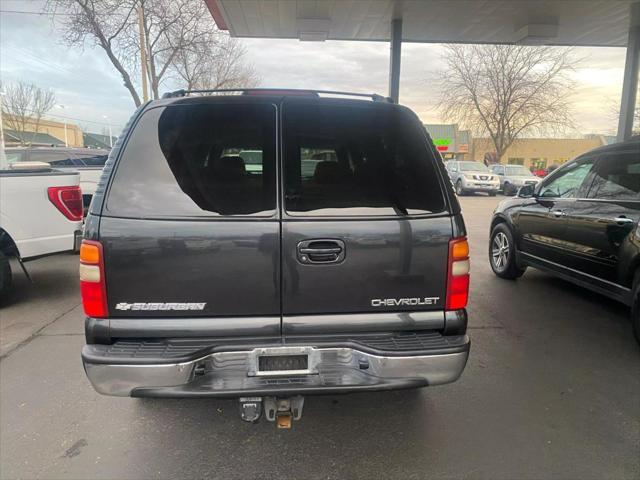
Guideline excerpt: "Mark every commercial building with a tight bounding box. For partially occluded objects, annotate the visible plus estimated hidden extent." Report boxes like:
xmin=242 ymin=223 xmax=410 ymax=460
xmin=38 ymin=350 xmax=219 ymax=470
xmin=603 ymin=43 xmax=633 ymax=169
xmin=1 ymin=114 xmax=83 ymax=148
xmin=471 ymin=137 xmax=609 ymax=169
xmin=1 ymin=114 xmax=115 ymax=149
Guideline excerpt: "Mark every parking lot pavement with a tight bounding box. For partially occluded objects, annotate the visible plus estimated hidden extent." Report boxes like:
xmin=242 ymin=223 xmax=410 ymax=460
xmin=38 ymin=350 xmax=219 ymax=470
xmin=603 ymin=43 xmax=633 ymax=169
xmin=0 ymin=253 xmax=81 ymax=357
xmin=1 ymin=195 xmax=639 ymax=480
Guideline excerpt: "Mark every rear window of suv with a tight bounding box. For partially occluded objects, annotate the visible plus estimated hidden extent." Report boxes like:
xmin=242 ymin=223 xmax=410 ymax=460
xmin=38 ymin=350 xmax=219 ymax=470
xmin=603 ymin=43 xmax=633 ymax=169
xmin=105 ymin=103 xmax=277 ymax=217
xmin=283 ymin=102 xmax=446 ymax=216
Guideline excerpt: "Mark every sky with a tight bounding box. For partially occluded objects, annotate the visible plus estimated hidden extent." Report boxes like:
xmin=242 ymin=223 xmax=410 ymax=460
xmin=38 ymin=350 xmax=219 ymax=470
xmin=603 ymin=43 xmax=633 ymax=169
xmin=0 ymin=0 xmax=630 ymax=137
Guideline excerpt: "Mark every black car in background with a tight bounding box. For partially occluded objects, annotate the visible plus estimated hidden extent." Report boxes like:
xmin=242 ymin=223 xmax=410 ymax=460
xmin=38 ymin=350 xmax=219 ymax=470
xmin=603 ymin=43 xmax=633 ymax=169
xmin=488 ymin=136 xmax=640 ymax=343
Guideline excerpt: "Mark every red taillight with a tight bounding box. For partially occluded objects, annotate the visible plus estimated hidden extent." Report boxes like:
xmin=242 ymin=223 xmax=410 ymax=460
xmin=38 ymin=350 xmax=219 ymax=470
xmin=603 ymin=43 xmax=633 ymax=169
xmin=79 ymin=240 xmax=108 ymax=317
xmin=48 ymin=186 xmax=83 ymax=221
xmin=446 ymin=237 xmax=470 ymax=310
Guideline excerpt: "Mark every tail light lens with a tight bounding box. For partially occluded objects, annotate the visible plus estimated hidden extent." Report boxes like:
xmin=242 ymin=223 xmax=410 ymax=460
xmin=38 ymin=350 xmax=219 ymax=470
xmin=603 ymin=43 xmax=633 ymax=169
xmin=446 ymin=237 xmax=470 ymax=310
xmin=79 ymin=240 xmax=108 ymax=317
xmin=48 ymin=186 xmax=83 ymax=221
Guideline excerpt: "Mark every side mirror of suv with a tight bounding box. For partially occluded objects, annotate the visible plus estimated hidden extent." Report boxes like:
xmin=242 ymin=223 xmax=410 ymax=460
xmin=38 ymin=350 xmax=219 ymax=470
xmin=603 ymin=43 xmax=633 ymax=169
xmin=517 ymin=184 xmax=536 ymax=198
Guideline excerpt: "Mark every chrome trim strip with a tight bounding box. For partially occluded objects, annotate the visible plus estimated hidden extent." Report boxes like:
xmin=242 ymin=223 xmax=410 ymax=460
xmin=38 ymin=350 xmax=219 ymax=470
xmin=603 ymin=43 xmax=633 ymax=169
xmin=108 ymin=316 xmax=281 ymax=337
xmin=520 ymin=251 xmax=629 ymax=291
xmin=83 ymin=345 xmax=469 ymax=397
xmin=282 ymin=311 xmax=445 ymax=334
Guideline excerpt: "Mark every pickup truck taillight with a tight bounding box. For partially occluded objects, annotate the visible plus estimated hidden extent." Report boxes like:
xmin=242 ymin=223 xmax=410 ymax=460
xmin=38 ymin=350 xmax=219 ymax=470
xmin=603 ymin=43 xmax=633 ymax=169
xmin=446 ymin=237 xmax=470 ymax=310
xmin=48 ymin=185 xmax=83 ymax=221
xmin=79 ymin=240 xmax=108 ymax=317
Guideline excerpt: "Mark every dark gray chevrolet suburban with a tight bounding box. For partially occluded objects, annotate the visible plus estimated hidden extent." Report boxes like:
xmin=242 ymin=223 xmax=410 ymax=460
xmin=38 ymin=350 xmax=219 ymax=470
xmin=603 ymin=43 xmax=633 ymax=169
xmin=80 ymin=89 xmax=470 ymax=426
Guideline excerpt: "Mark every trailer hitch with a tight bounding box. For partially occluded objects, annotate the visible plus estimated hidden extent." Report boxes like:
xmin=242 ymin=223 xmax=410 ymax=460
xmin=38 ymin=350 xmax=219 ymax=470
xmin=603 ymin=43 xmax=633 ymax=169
xmin=238 ymin=396 xmax=305 ymax=428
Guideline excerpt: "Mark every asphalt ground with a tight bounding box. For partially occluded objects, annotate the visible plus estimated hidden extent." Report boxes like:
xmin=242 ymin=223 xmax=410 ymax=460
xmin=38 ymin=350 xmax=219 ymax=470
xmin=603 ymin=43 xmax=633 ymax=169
xmin=1 ymin=195 xmax=638 ymax=480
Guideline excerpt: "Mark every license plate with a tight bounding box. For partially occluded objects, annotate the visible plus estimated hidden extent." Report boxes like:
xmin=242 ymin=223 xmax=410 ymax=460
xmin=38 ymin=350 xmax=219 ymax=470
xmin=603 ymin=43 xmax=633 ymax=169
xmin=258 ymin=354 xmax=309 ymax=373
xmin=249 ymin=346 xmax=317 ymax=376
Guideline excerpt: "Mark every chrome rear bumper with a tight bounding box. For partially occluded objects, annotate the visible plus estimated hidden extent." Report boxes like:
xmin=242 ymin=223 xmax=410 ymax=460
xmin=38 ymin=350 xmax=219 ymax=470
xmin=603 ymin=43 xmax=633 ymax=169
xmin=83 ymin=343 xmax=469 ymax=397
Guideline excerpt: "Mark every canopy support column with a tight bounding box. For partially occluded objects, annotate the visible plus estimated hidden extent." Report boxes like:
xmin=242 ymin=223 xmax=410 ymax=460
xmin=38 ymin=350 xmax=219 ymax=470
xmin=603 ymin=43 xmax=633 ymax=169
xmin=617 ymin=3 xmax=640 ymax=142
xmin=389 ymin=18 xmax=403 ymax=103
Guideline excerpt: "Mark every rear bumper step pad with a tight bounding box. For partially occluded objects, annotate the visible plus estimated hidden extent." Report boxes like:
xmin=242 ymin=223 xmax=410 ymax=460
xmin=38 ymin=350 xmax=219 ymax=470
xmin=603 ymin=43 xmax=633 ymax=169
xmin=83 ymin=331 xmax=468 ymax=365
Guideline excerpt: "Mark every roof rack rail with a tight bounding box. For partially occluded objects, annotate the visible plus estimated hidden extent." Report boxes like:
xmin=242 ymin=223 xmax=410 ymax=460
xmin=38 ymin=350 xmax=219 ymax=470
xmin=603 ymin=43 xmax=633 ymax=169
xmin=161 ymin=88 xmax=394 ymax=103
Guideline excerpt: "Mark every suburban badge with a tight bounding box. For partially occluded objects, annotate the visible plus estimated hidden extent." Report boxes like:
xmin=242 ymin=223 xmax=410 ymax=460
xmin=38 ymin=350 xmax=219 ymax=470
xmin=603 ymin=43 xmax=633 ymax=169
xmin=114 ymin=302 xmax=206 ymax=311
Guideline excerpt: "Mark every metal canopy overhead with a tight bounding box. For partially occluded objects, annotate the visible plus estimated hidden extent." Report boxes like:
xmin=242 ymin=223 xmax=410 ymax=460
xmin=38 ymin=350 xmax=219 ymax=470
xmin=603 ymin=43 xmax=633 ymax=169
xmin=207 ymin=0 xmax=637 ymax=47
xmin=206 ymin=0 xmax=640 ymax=141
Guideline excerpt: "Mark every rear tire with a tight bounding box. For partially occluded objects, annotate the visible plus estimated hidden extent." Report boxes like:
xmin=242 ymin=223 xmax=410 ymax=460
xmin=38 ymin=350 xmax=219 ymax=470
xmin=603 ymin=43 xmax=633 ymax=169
xmin=489 ymin=223 xmax=526 ymax=279
xmin=0 ymin=251 xmax=12 ymax=298
xmin=503 ymin=182 xmax=514 ymax=196
xmin=455 ymin=180 xmax=466 ymax=196
xmin=631 ymin=270 xmax=640 ymax=346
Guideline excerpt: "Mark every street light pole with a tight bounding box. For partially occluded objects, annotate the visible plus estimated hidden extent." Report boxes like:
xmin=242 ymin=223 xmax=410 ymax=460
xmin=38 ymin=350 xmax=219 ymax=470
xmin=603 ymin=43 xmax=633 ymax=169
xmin=102 ymin=115 xmax=113 ymax=148
xmin=56 ymin=104 xmax=68 ymax=147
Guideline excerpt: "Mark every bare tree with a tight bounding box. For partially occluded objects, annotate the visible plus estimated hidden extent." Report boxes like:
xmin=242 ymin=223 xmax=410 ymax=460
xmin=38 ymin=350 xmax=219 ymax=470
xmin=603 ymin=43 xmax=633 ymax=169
xmin=1 ymin=81 xmax=56 ymax=145
xmin=172 ymin=34 xmax=259 ymax=90
xmin=437 ymin=44 xmax=578 ymax=162
xmin=49 ymin=0 xmax=141 ymax=105
xmin=49 ymin=0 xmax=257 ymax=107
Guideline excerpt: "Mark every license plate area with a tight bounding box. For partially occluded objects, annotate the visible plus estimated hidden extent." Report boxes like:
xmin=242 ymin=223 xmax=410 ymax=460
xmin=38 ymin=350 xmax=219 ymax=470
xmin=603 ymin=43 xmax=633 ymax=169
xmin=259 ymin=355 xmax=308 ymax=372
xmin=248 ymin=347 xmax=318 ymax=377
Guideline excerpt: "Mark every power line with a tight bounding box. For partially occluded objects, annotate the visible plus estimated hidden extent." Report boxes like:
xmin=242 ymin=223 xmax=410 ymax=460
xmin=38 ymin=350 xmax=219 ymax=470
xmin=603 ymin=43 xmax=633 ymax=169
xmin=2 ymin=108 xmax=125 ymax=129
xmin=45 ymin=112 xmax=125 ymax=128
xmin=0 ymin=9 xmax=69 ymax=15
xmin=0 ymin=8 xmax=121 ymax=16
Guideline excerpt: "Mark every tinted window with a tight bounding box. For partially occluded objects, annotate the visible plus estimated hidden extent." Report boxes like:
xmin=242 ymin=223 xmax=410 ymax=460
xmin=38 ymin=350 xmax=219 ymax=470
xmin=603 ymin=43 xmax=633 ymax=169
xmin=505 ymin=165 xmax=533 ymax=176
xmin=5 ymin=151 xmax=25 ymax=163
xmin=539 ymin=160 xmax=594 ymax=198
xmin=106 ymin=103 xmax=276 ymax=217
xmin=587 ymin=153 xmax=640 ymax=201
xmin=29 ymin=151 xmax=74 ymax=165
xmin=283 ymin=103 xmax=446 ymax=216
xmin=75 ymin=153 xmax=108 ymax=166
xmin=459 ymin=162 xmax=488 ymax=172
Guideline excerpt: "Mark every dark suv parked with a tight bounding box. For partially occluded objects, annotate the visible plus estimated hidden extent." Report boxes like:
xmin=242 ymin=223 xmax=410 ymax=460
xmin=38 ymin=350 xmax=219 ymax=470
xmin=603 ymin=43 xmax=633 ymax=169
xmin=79 ymin=89 xmax=470 ymax=425
xmin=489 ymin=136 xmax=640 ymax=343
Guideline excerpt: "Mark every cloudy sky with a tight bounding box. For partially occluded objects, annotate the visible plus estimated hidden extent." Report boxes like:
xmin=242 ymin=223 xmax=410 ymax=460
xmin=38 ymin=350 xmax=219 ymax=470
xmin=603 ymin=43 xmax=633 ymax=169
xmin=0 ymin=0 xmax=629 ymax=137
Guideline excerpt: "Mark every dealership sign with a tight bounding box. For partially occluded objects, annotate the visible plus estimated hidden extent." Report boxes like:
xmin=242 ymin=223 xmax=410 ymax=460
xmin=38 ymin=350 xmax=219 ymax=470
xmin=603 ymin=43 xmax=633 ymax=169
xmin=433 ymin=138 xmax=451 ymax=152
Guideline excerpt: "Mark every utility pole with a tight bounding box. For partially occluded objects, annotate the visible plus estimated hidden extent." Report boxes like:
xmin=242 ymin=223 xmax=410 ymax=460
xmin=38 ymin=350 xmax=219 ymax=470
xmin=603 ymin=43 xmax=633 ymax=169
xmin=138 ymin=4 xmax=149 ymax=102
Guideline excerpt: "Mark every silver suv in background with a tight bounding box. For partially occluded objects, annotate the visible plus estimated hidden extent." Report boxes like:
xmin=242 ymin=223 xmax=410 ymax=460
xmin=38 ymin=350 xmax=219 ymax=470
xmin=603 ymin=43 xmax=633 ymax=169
xmin=489 ymin=164 xmax=541 ymax=196
xmin=445 ymin=161 xmax=499 ymax=196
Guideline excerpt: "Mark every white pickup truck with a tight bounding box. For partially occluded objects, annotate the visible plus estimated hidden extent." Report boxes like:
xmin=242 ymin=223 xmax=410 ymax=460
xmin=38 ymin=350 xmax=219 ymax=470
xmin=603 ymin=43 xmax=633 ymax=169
xmin=0 ymin=163 xmax=83 ymax=295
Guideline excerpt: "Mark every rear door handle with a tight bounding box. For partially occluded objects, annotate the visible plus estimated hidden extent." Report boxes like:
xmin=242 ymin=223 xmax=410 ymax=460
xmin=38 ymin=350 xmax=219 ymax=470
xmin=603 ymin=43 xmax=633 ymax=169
xmin=614 ymin=216 xmax=635 ymax=225
xmin=297 ymin=239 xmax=346 ymax=264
